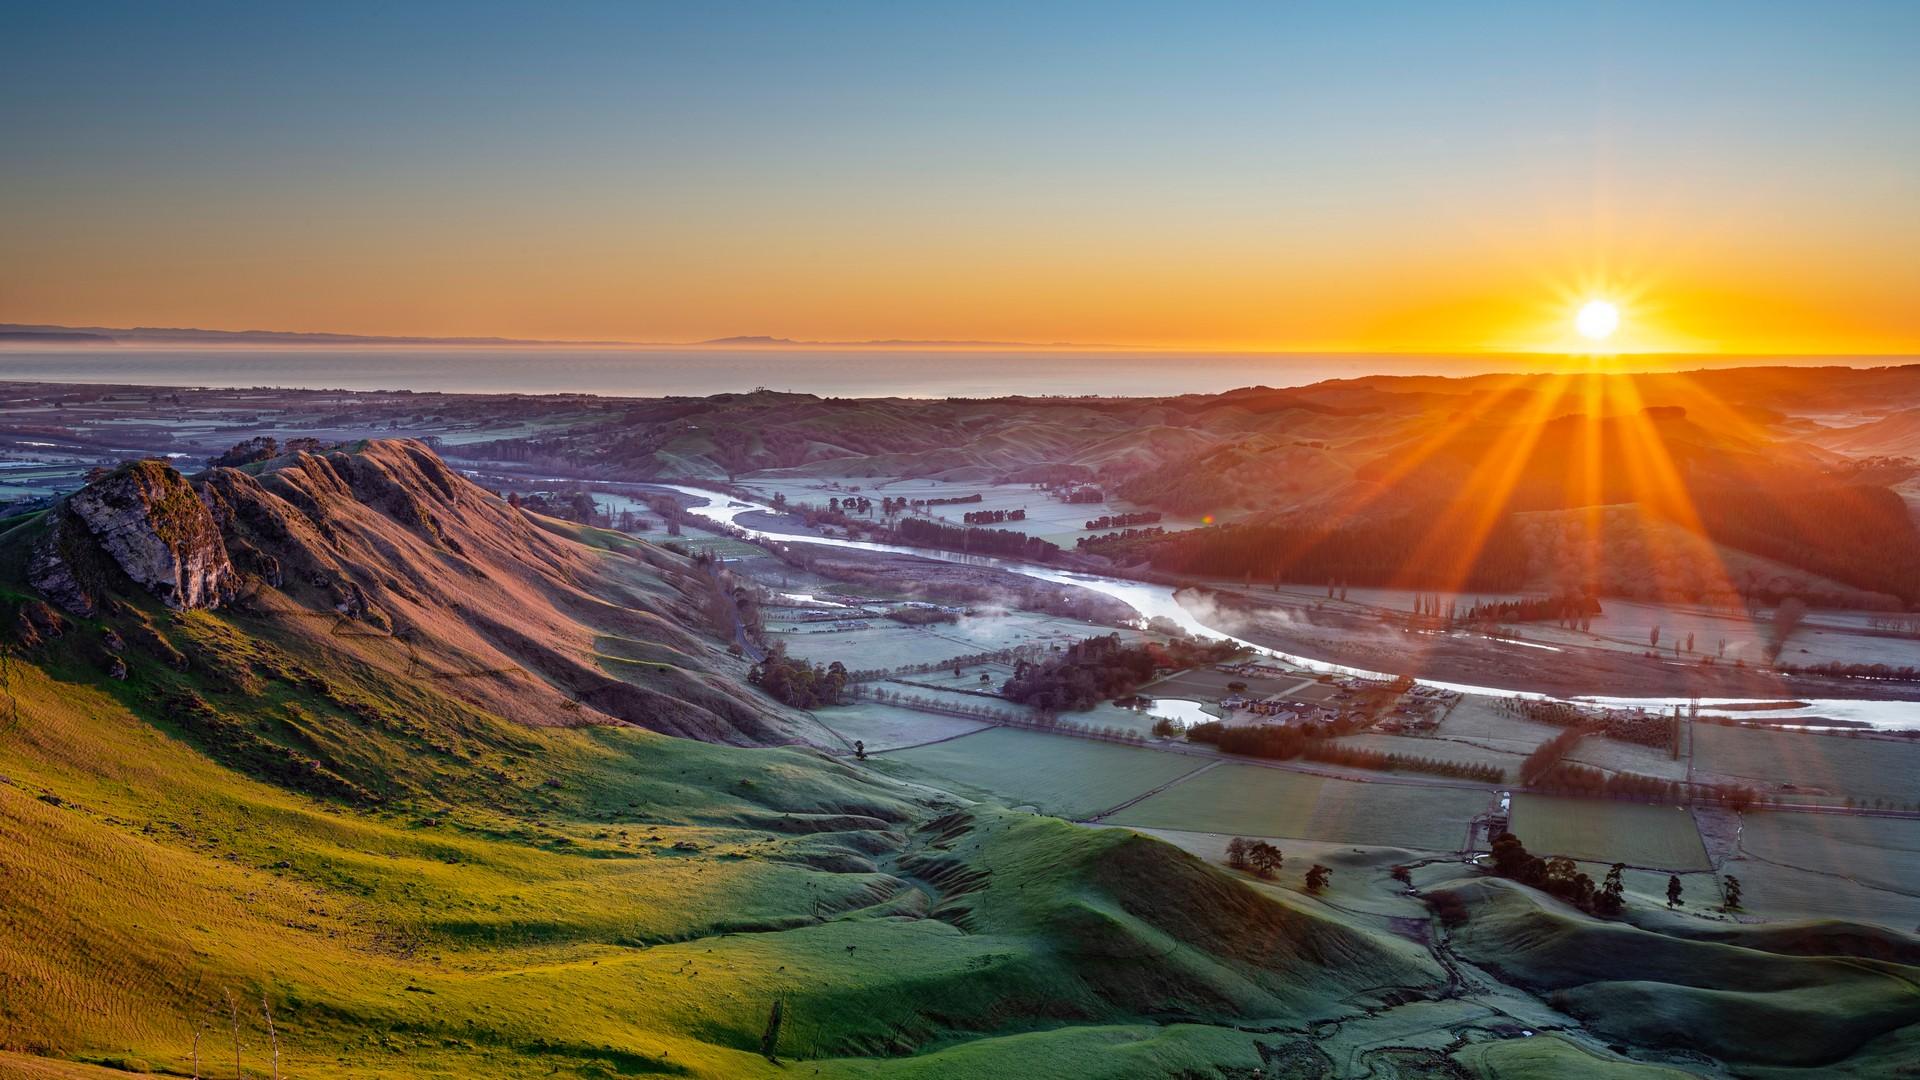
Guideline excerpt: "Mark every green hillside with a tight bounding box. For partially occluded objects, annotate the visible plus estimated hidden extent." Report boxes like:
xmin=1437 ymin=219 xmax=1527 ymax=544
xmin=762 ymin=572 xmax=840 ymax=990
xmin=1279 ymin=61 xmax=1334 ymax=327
xmin=5 ymin=439 xmax=1916 ymax=1079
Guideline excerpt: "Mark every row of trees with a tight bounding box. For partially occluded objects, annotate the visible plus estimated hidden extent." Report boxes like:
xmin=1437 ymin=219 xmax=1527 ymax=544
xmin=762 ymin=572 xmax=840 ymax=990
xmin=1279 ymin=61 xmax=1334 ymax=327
xmin=1789 ymin=660 xmax=1920 ymax=682
xmin=1184 ymin=721 xmax=1505 ymax=783
xmin=1134 ymin=511 xmax=1532 ymax=592
xmin=1457 ymin=593 xmax=1603 ymax=626
xmin=1532 ymin=761 xmax=1764 ymax=810
xmin=892 ymin=517 xmax=1061 ymax=561
xmin=1520 ymin=728 xmax=1587 ymax=785
xmin=1077 ymin=526 xmax=1166 ymax=551
xmin=1085 ymin=511 xmax=1162 ymax=531
xmin=963 ymin=508 xmax=1027 ymax=525
xmin=1500 ymin=698 xmax=1675 ymax=748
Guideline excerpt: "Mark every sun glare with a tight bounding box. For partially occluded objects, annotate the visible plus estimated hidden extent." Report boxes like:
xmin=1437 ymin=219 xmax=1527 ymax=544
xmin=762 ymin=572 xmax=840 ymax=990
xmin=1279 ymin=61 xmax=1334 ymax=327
xmin=1575 ymin=300 xmax=1620 ymax=342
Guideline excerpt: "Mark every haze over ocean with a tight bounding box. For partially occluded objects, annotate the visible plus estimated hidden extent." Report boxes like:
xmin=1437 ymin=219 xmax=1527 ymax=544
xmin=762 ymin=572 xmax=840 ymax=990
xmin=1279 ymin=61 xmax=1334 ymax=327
xmin=3 ymin=348 xmax=1908 ymax=399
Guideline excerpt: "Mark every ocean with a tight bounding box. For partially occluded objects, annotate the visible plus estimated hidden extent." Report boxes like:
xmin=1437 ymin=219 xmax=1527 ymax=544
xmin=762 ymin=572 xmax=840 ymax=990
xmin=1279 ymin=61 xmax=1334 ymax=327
xmin=0 ymin=346 xmax=1855 ymax=399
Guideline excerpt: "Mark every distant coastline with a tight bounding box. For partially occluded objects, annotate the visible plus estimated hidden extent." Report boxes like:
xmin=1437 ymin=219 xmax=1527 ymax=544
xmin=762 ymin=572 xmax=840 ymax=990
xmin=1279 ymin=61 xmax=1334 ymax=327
xmin=0 ymin=342 xmax=1912 ymax=400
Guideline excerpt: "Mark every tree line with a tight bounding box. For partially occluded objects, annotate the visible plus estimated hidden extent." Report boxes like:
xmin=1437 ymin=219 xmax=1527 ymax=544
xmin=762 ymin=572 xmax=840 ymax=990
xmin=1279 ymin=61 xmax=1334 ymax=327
xmin=1677 ymin=483 xmax=1920 ymax=606
xmin=1520 ymin=727 xmax=1587 ymax=785
xmin=1184 ymin=721 xmax=1505 ymax=783
xmin=999 ymin=633 xmax=1240 ymax=712
xmin=1500 ymin=698 xmax=1675 ymax=749
xmin=1077 ymin=526 xmax=1167 ymax=551
xmin=1529 ymin=761 xmax=1763 ymax=810
xmin=893 ymin=517 xmax=1061 ymax=561
xmin=1125 ymin=510 xmax=1532 ymax=591
xmin=1085 ymin=511 xmax=1162 ymax=530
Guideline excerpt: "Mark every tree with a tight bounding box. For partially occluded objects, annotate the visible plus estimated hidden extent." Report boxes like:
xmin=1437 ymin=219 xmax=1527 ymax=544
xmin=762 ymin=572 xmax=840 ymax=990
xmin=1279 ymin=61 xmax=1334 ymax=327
xmin=1490 ymin=832 xmax=1530 ymax=878
xmin=1305 ymin=864 xmax=1332 ymax=893
xmin=1723 ymin=874 xmax=1742 ymax=911
xmin=1666 ymin=874 xmax=1684 ymax=908
xmin=1766 ymin=598 xmax=1808 ymax=665
xmin=1247 ymin=841 xmax=1283 ymax=879
xmin=1225 ymin=837 xmax=1249 ymax=870
xmin=1650 ymin=626 xmax=1661 ymax=649
xmin=853 ymin=740 xmax=866 ymax=762
xmin=1595 ymin=863 xmax=1627 ymax=916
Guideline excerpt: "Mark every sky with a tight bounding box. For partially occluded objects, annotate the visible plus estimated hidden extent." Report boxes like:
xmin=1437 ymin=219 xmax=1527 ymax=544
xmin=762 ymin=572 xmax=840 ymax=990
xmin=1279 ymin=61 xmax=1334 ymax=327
xmin=2 ymin=1 xmax=1916 ymax=354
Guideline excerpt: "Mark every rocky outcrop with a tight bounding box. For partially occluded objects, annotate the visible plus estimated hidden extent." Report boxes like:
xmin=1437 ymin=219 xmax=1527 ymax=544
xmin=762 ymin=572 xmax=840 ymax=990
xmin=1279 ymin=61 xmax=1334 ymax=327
xmin=27 ymin=460 xmax=237 ymax=615
xmin=21 ymin=439 xmax=798 ymax=745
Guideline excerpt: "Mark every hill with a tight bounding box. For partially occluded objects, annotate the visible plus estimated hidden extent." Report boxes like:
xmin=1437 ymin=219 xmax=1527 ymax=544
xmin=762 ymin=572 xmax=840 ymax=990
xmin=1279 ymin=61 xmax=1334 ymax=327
xmin=0 ymin=440 xmax=1446 ymax=1078
xmin=1809 ymin=407 xmax=1920 ymax=459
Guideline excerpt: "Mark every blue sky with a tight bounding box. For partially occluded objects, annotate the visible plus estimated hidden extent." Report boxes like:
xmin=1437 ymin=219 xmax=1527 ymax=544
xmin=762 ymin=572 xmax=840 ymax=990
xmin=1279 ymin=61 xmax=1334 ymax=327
xmin=3 ymin=2 xmax=1915 ymax=350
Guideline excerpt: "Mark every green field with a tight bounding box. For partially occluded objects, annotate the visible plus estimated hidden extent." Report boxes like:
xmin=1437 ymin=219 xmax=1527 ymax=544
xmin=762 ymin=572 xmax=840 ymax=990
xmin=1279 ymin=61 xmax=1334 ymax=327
xmin=771 ymin=611 xmax=1142 ymax=672
xmin=1694 ymin=724 xmax=1920 ymax=805
xmin=1507 ymin=795 xmax=1711 ymax=871
xmin=1108 ymin=764 xmax=1489 ymax=852
xmin=1736 ymin=812 xmax=1920 ymax=905
xmin=810 ymin=701 xmax=992 ymax=751
xmin=874 ymin=728 xmax=1204 ymax=819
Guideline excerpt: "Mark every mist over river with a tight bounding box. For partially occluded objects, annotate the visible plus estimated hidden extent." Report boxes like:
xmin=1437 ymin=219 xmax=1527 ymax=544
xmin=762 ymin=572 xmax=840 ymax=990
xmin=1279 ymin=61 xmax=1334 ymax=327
xmin=660 ymin=485 xmax=1920 ymax=730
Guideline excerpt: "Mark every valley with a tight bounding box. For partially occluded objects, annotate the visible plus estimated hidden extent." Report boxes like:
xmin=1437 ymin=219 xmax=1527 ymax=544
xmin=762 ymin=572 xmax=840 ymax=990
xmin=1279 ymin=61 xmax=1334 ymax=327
xmin=2 ymin=369 xmax=1919 ymax=1078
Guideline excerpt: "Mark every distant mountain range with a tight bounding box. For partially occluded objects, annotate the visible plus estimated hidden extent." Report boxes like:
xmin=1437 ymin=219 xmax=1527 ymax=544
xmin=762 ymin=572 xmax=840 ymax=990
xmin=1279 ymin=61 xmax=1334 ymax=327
xmin=0 ymin=323 xmax=1103 ymax=349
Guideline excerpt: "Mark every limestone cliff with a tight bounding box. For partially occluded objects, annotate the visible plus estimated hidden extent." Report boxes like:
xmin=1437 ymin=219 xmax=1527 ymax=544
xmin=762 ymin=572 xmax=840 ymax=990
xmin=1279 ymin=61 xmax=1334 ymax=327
xmin=27 ymin=459 xmax=237 ymax=615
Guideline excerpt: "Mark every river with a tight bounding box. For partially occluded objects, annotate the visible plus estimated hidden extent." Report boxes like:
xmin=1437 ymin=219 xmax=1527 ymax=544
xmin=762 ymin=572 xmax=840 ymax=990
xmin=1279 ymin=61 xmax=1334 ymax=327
xmin=655 ymin=484 xmax=1920 ymax=730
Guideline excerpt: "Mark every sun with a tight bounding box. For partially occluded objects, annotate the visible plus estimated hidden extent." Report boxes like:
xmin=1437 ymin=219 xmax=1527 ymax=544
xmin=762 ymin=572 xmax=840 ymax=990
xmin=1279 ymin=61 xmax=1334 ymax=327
xmin=1575 ymin=299 xmax=1620 ymax=342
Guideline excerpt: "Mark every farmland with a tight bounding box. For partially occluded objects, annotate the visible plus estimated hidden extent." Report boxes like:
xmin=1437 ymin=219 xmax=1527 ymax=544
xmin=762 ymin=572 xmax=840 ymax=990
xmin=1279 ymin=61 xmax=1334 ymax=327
xmin=1694 ymin=724 xmax=1920 ymax=805
xmin=769 ymin=610 xmax=1146 ymax=672
xmin=1107 ymin=764 xmax=1489 ymax=852
xmin=739 ymin=476 xmax=1232 ymax=548
xmin=1506 ymin=795 xmax=1712 ymax=872
xmin=872 ymin=727 xmax=1207 ymax=820
xmin=1735 ymin=812 xmax=1920 ymax=905
xmin=810 ymin=701 xmax=991 ymax=752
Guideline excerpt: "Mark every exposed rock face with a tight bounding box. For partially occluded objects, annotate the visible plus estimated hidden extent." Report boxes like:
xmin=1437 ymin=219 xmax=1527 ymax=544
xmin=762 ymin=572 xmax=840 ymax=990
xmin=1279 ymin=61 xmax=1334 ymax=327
xmin=22 ymin=438 xmax=796 ymax=744
xmin=28 ymin=460 xmax=237 ymax=615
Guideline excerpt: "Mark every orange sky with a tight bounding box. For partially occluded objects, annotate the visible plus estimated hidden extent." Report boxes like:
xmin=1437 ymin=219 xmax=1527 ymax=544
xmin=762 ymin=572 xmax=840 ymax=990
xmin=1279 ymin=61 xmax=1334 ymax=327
xmin=4 ymin=5 xmax=1916 ymax=354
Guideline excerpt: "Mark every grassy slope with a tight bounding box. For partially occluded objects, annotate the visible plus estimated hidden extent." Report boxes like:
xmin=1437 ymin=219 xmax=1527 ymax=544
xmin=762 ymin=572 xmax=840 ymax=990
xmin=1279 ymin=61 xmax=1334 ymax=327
xmin=0 ymin=517 xmax=1441 ymax=1079
xmin=8 ymin=440 xmax=1917 ymax=1078
xmin=1435 ymin=877 xmax=1920 ymax=1071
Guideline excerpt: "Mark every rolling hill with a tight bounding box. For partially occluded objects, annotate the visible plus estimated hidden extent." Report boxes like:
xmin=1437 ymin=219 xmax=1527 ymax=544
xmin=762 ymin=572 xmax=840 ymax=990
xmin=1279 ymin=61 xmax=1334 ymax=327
xmin=0 ymin=439 xmax=1448 ymax=1078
